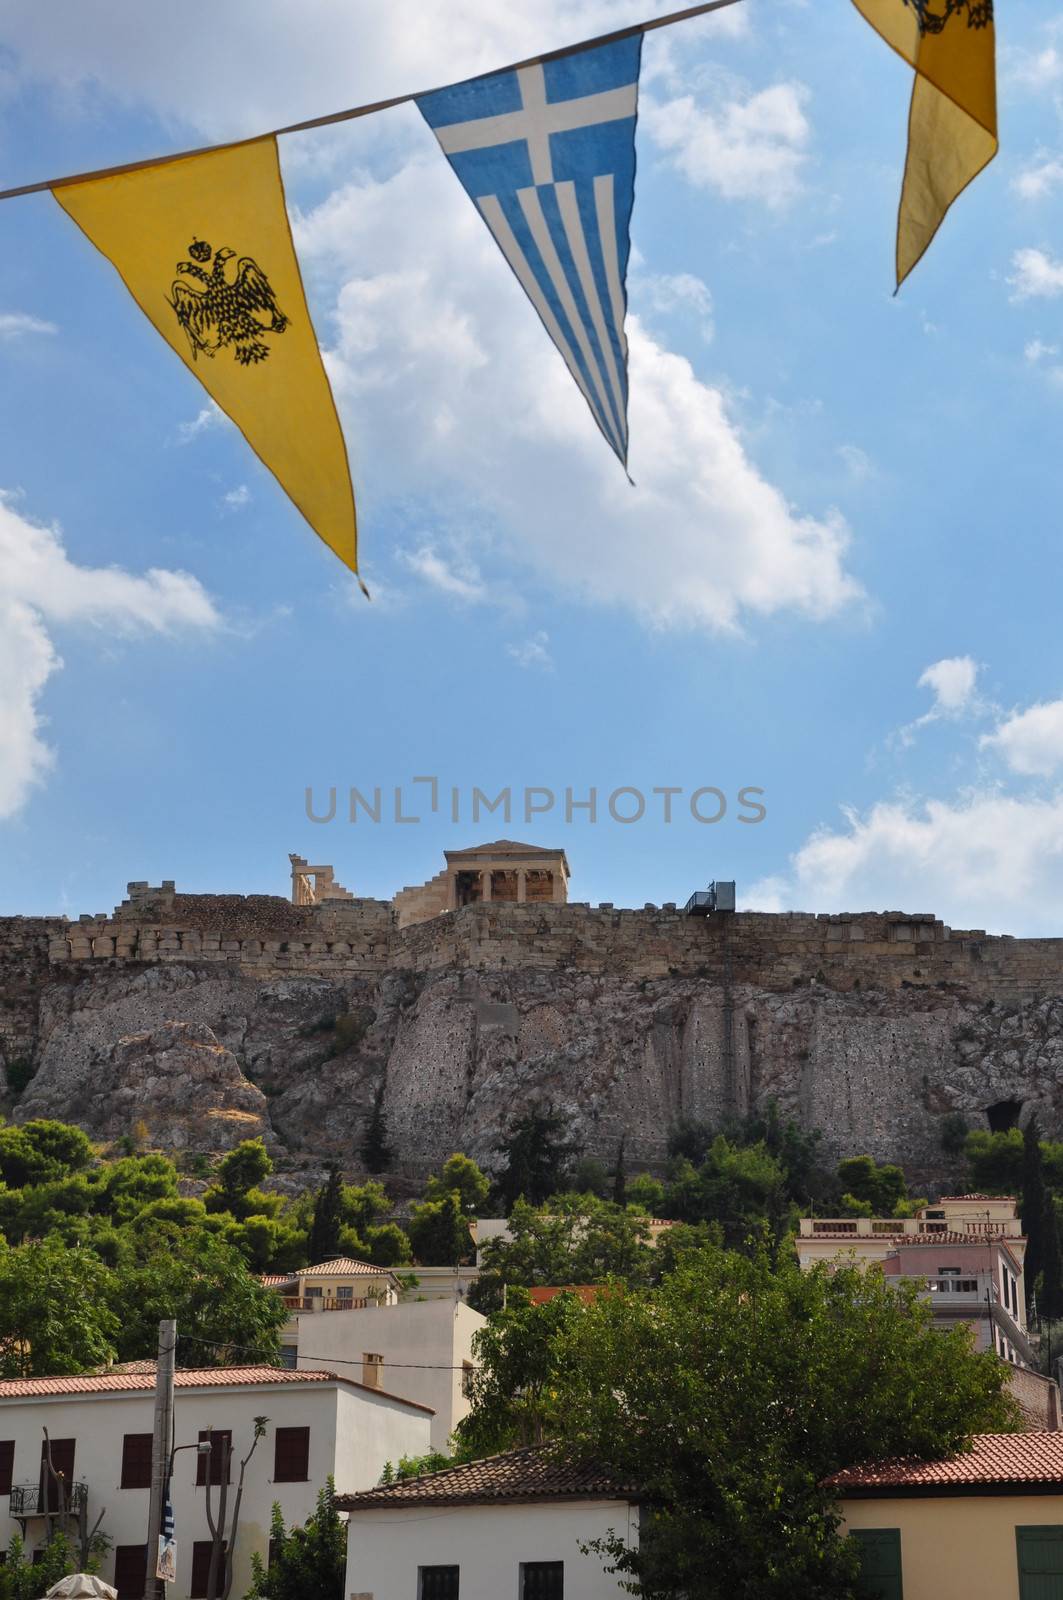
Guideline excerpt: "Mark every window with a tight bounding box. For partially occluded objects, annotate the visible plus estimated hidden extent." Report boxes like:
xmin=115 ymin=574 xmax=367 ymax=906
xmin=273 ymin=1427 xmax=310 ymax=1483
xmin=419 ymin=1567 xmax=459 ymax=1600
xmin=336 ymin=1284 xmax=354 ymax=1302
xmin=196 ymin=1431 xmax=231 ymax=1486
xmin=0 ymin=1442 xmax=13 ymax=1496
xmin=39 ymin=1439 xmax=75 ymax=1512
xmin=521 ymin=1561 xmax=563 ymax=1599
xmin=849 ymin=1529 xmax=902 ymax=1599
xmin=278 ymin=1343 xmax=298 ymax=1370
xmin=120 ymin=1433 xmax=154 ymax=1490
xmin=190 ymin=1539 xmax=225 ymax=1598
xmin=1017 ymin=1526 xmax=1063 ymax=1597
xmin=112 ymin=1545 xmax=147 ymax=1600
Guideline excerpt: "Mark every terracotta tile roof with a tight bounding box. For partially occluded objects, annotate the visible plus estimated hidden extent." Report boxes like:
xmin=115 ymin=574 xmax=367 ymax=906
xmin=940 ymin=1195 xmax=1017 ymax=1203
xmin=0 ymin=1364 xmax=435 ymax=1413
xmin=299 ymin=1258 xmax=394 ymax=1277
xmin=827 ymin=1434 xmax=1063 ymax=1492
xmin=893 ymin=1232 xmax=1026 ymax=1247
xmin=0 ymin=1366 xmax=344 ymax=1399
xmin=528 ymin=1286 xmax=602 ymax=1306
xmin=338 ymin=1445 xmax=636 ymax=1510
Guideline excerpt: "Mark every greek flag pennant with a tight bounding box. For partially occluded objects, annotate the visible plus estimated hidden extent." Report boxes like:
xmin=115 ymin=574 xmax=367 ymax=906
xmin=417 ymin=36 xmax=641 ymax=469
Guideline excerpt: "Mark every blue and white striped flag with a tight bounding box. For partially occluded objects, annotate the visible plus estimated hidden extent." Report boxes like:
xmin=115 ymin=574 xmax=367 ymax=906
xmin=156 ymin=1480 xmax=177 ymax=1582
xmin=417 ymin=36 xmax=641 ymax=469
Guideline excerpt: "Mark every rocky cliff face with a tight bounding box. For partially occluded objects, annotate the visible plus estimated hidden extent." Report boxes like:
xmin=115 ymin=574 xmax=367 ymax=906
xmin=3 ymin=894 xmax=1063 ymax=1183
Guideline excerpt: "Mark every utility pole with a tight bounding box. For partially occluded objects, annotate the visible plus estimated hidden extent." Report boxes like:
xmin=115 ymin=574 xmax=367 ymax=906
xmin=144 ymin=1319 xmax=176 ymax=1600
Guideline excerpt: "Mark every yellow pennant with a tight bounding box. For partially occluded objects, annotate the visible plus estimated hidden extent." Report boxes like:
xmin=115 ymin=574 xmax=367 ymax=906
xmin=53 ymin=138 xmax=362 ymax=582
xmin=850 ymin=0 xmax=996 ymax=287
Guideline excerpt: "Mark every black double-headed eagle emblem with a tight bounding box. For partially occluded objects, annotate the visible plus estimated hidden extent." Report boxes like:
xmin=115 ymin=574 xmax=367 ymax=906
xmin=168 ymin=237 xmax=289 ymax=365
xmin=903 ymin=0 xmax=992 ymax=32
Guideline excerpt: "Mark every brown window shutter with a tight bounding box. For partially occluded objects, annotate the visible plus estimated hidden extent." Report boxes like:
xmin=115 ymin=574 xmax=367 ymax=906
xmin=0 ymin=1442 xmax=13 ymax=1497
xmin=120 ymin=1433 xmax=154 ymax=1490
xmin=191 ymin=1539 xmax=225 ymax=1599
xmin=39 ymin=1438 xmax=75 ymax=1510
xmin=196 ymin=1431 xmax=232 ymax=1486
xmin=112 ymin=1545 xmax=147 ymax=1600
xmin=273 ymin=1427 xmax=310 ymax=1483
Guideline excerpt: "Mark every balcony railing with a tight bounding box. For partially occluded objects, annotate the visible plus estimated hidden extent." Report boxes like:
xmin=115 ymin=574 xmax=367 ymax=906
xmin=281 ymin=1296 xmax=372 ymax=1312
xmin=10 ymin=1481 xmax=88 ymax=1517
xmin=926 ymin=1277 xmax=980 ymax=1297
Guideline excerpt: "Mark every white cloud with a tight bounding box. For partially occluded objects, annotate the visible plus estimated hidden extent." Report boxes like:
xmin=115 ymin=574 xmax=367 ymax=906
xmin=891 ymin=655 xmax=982 ymax=747
xmin=298 ymin=158 xmax=860 ymax=633
xmin=1006 ymin=42 xmax=1063 ymax=94
xmin=747 ymin=790 xmax=1063 ymax=935
xmin=0 ymin=494 xmax=219 ymax=819
xmin=398 ymin=545 xmax=488 ymax=603
xmin=0 ymin=2 xmax=734 ymax=141
xmin=176 ymin=402 xmax=228 ymax=444
xmin=1009 ymin=248 xmax=1063 ymax=301
xmin=1025 ymin=338 xmax=1060 ymax=364
xmin=981 ymin=700 xmax=1063 ymax=778
xmin=918 ymin=656 xmax=979 ymax=717
xmin=508 ymin=630 xmax=553 ymax=670
xmin=1013 ymin=156 xmax=1063 ymax=201
xmin=222 ymin=484 xmax=251 ymax=511
xmin=641 ymin=81 xmax=811 ymax=208
xmin=837 ymin=444 xmax=874 ymax=483
xmin=0 ymin=312 xmax=57 ymax=339
xmin=636 ymin=271 xmax=714 ymax=342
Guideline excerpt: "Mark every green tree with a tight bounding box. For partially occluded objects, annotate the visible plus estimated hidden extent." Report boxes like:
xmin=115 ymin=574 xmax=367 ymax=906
xmin=1023 ymin=1115 xmax=1047 ymax=1313
xmin=407 ymin=1192 xmax=473 ymax=1266
xmin=492 ymin=1103 xmax=582 ymax=1211
xmin=423 ymin=1154 xmax=490 ymax=1215
xmin=1041 ymin=1197 xmax=1063 ymax=1324
xmin=939 ymin=1112 xmax=970 ymax=1156
xmin=456 ymin=1289 xmax=587 ymax=1456
xmin=835 ymin=1155 xmax=907 ymax=1216
xmin=549 ymin=1246 xmax=1018 ymax=1599
xmin=0 ymin=1532 xmax=79 ymax=1600
xmin=965 ymin=1128 xmax=1024 ymax=1194
xmin=19 ymin=1120 xmax=94 ymax=1175
xmin=245 ymin=1480 xmax=347 ymax=1600
xmin=611 ymin=1134 xmax=627 ymax=1207
xmin=665 ymin=1137 xmax=793 ymax=1250
xmin=469 ymin=1196 xmax=653 ymax=1313
xmin=0 ymin=1237 xmax=119 ymax=1377
xmin=626 ymin=1172 xmax=667 ymax=1215
xmin=113 ymin=1232 xmax=286 ymax=1366
xmin=361 ymin=1084 xmax=392 ymax=1175
xmin=308 ymin=1168 xmax=344 ymax=1263
xmin=362 ymin=1222 xmax=412 ymax=1266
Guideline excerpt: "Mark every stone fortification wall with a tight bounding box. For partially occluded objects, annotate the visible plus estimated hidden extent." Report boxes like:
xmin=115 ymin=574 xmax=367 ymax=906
xmin=40 ymin=890 xmax=1063 ymax=1001
xmin=5 ymin=887 xmax=1063 ymax=1181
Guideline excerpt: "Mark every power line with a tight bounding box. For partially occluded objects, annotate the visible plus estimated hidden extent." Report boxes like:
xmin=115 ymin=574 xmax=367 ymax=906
xmin=177 ymin=1332 xmax=470 ymax=1373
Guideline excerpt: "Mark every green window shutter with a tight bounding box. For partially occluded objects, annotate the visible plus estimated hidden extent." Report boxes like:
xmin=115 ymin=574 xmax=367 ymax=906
xmin=1017 ymin=1526 xmax=1063 ymax=1599
xmin=850 ymin=1528 xmax=903 ymax=1600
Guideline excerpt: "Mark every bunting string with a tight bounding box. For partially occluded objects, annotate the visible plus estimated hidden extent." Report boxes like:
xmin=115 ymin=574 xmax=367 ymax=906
xmin=0 ymin=0 xmax=746 ymax=204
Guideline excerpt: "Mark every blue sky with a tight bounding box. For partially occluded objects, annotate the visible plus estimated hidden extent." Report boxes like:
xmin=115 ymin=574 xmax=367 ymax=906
xmin=1 ymin=0 xmax=1062 ymax=933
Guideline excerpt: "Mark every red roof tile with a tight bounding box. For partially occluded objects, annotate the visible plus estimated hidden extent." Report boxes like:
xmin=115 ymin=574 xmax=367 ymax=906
xmin=299 ymin=1258 xmax=396 ymax=1277
xmin=0 ymin=1365 xmax=432 ymax=1412
xmin=827 ymin=1434 xmax=1063 ymax=1491
xmin=338 ymin=1445 xmax=635 ymax=1510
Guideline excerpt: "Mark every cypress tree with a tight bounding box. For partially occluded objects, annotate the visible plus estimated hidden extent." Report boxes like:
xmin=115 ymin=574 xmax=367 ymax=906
xmin=308 ymin=1166 xmax=344 ymax=1263
xmin=611 ymin=1134 xmax=627 ymax=1208
xmin=361 ymin=1083 xmax=393 ymax=1175
xmin=1041 ymin=1197 xmax=1063 ymax=1324
xmin=1022 ymin=1114 xmax=1046 ymax=1314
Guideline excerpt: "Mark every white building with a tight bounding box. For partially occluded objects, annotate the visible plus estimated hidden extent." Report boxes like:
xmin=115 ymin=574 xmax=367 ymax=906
xmin=0 ymin=1365 xmax=431 ymax=1600
xmin=295 ymin=1299 xmax=486 ymax=1454
xmin=340 ymin=1445 xmax=640 ymax=1600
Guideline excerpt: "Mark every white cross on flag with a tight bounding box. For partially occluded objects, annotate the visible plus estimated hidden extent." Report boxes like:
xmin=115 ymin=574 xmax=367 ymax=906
xmin=417 ymin=36 xmax=642 ymax=469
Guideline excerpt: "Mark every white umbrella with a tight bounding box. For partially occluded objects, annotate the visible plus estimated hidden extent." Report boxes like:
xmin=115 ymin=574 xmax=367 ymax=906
xmin=40 ymin=1578 xmax=118 ymax=1599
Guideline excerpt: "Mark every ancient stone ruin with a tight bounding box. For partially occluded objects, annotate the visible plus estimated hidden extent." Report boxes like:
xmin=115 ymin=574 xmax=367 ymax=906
xmin=2 ymin=845 xmax=1063 ymax=1184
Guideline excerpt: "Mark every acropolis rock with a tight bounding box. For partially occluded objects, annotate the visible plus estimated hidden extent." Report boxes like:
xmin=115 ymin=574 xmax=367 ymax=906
xmin=2 ymin=846 xmax=1063 ymax=1184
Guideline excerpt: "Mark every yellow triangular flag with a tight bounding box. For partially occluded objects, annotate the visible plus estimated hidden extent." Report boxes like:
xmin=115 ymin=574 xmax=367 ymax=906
xmin=54 ymin=137 xmax=361 ymax=581
xmin=850 ymin=0 xmax=996 ymax=287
